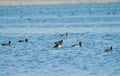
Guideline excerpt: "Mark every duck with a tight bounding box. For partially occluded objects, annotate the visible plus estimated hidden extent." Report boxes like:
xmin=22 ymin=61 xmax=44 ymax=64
xmin=72 ymin=42 xmax=82 ymax=47
xmin=60 ymin=33 xmax=68 ymax=37
xmin=105 ymin=47 xmax=112 ymax=52
xmin=1 ymin=41 xmax=11 ymax=46
xmin=18 ymin=39 xmax=28 ymax=42
xmin=54 ymin=40 xmax=63 ymax=48
xmin=54 ymin=40 xmax=63 ymax=44
xmin=54 ymin=43 xmax=62 ymax=48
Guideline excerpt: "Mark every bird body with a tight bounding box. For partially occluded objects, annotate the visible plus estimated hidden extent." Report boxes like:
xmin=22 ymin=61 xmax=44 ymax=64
xmin=54 ymin=43 xmax=62 ymax=48
xmin=72 ymin=42 xmax=82 ymax=47
xmin=54 ymin=40 xmax=63 ymax=48
xmin=54 ymin=40 xmax=63 ymax=44
xmin=60 ymin=33 xmax=68 ymax=37
xmin=1 ymin=41 xmax=11 ymax=46
xmin=18 ymin=39 xmax=28 ymax=42
xmin=105 ymin=47 xmax=112 ymax=52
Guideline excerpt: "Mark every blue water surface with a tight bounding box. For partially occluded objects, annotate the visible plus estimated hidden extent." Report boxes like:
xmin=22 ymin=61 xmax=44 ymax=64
xmin=0 ymin=2 xmax=120 ymax=76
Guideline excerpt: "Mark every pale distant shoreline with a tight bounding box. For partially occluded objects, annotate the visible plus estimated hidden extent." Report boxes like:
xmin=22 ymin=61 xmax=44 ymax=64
xmin=0 ymin=0 xmax=120 ymax=6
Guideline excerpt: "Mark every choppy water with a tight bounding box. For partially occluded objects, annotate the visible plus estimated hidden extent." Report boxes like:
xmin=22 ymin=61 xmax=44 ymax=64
xmin=0 ymin=2 xmax=120 ymax=76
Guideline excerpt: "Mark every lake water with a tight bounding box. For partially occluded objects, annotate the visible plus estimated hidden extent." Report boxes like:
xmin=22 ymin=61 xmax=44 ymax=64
xmin=0 ymin=2 xmax=120 ymax=76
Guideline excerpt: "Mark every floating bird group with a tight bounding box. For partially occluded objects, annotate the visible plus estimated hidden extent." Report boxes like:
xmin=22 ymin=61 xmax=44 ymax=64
xmin=1 ymin=33 xmax=112 ymax=52
xmin=1 ymin=39 xmax=28 ymax=46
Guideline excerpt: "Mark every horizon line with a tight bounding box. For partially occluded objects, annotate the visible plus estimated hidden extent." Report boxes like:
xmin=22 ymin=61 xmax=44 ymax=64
xmin=0 ymin=0 xmax=119 ymax=6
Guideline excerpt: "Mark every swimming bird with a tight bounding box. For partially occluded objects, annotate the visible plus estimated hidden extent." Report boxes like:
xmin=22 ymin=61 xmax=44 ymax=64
xmin=54 ymin=40 xmax=63 ymax=44
xmin=54 ymin=40 xmax=63 ymax=48
xmin=1 ymin=41 xmax=11 ymax=46
xmin=18 ymin=39 xmax=28 ymax=42
xmin=60 ymin=33 xmax=68 ymax=37
xmin=72 ymin=42 xmax=82 ymax=47
xmin=105 ymin=47 xmax=112 ymax=52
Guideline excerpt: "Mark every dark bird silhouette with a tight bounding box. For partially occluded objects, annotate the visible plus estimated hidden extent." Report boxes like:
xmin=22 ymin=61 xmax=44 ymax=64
xmin=105 ymin=47 xmax=112 ymax=52
xmin=54 ymin=40 xmax=63 ymax=48
xmin=1 ymin=41 xmax=11 ymax=46
xmin=72 ymin=42 xmax=82 ymax=47
xmin=60 ymin=33 xmax=68 ymax=37
xmin=18 ymin=39 xmax=28 ymax=42
xmin=54 ymin=40 xmax=63 ymax=44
